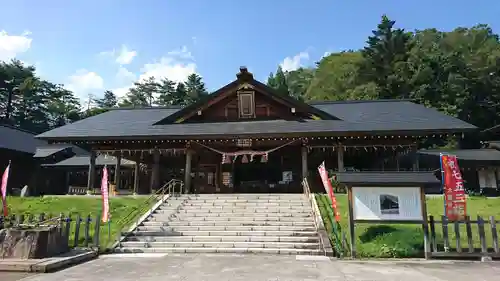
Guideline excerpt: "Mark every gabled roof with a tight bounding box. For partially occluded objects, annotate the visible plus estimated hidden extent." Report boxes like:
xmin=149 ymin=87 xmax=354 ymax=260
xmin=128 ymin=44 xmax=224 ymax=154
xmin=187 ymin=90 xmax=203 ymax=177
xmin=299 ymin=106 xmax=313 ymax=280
xmin=418 ymin=149 xmax=500 ymax=162
xmin=335 ymin=172 xmax=439 ymax=186
xmin=157 ymin=67 xmax=337 ymax=124
xmin=42 ymin=155 xmax=135 ymax=167
xmin=34 ymin=143 xmax=88 ymax=158
xmin=0 ymin=124 xmax=47 ymax=154
xmin=35 ymin=68 xmax=477 ymax=141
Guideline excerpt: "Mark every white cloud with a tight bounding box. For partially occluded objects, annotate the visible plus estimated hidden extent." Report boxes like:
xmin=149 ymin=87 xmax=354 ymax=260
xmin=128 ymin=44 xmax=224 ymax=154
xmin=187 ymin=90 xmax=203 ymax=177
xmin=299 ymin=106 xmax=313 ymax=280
xmin=66 ymin=69 xmax=104 ymax=100
xmin=100 ymin=45 xmax=137 ymax=65
xmin=0 ymin=30 xmax=32 ymax=61
xmin=139 ymin=57 xmax=196 ymax=83
xmin=116 ymin=45 xmax=137 ymax=65
xmin=116 ymin=66 xmax=136 ymax=83
xmin=280 ymin=51 xmax=310 ymax=72
xmin=111 ymin=46 xmax=197 ymax=99
xmin=166 ymin=46 xmax=194 ymax=60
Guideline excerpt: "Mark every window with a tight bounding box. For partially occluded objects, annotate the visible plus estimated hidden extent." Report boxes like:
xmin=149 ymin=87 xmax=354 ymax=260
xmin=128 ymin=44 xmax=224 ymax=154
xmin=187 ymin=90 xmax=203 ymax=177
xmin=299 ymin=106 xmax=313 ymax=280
xmin=238 ymin=91 xmax=255 ymax=118
xmin=379 ymin=194 xmax=400 ymax=215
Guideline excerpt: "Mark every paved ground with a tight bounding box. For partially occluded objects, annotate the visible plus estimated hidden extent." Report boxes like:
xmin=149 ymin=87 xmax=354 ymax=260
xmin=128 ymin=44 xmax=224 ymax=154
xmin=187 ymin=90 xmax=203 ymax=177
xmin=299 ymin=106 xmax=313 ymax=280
xmin=0 ymin=272 xmax=35 ymax=281
xmin=6 ymin=254 xmax=500 ymax=281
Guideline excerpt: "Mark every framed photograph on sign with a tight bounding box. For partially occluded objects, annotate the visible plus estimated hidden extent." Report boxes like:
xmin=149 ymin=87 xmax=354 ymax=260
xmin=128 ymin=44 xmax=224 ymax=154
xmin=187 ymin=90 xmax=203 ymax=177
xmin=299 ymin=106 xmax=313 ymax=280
xmin=379 ymin=194 xmax=400 ymax=215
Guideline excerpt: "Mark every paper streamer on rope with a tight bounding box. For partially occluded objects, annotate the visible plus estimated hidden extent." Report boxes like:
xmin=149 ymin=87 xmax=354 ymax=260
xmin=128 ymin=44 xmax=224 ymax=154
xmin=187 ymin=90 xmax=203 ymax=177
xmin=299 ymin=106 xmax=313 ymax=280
xmin=192 ymin=139 xmax=299 ymax=164
xmin=241 ymin=154 xmax=248 ymax=163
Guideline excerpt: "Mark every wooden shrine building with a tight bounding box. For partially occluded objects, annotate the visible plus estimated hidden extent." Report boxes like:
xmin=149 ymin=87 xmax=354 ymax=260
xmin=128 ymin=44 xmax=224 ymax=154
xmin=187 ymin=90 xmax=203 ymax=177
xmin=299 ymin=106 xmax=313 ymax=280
xmin=36 ymin=67 xmax=477 ymax=194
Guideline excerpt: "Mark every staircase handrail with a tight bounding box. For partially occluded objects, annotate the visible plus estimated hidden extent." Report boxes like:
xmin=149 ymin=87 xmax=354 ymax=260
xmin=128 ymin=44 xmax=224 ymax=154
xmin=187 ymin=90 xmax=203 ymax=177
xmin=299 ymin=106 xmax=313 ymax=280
xmin=110 ymin=179 xmax=184 ymax=249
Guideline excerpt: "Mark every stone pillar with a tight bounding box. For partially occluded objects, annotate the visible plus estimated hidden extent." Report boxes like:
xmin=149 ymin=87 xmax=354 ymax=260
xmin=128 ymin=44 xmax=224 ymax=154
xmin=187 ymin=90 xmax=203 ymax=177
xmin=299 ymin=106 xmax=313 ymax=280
xmin=301 ymin=146 xmax=308 ymax=181
xmin=150 ymin=149 xmax=160 ymax=193
xmin=133 ymin=158 xmax=140 ymax=195
xmin=87 ymin=150 xmax=96 ymax=193
xmin=114 ymin=154 xmax=121 ymax=190
xmin=184 ymin=149 xmax=193 ymax=194
xmin=337 ymin=144 xmax=345 ymax=172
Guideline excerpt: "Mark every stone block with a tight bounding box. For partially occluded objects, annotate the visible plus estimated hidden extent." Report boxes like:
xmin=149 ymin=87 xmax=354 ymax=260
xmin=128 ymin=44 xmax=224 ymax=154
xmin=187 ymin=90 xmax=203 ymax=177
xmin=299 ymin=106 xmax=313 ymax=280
xmin=0 ymin=226 xmax=69 ymax=259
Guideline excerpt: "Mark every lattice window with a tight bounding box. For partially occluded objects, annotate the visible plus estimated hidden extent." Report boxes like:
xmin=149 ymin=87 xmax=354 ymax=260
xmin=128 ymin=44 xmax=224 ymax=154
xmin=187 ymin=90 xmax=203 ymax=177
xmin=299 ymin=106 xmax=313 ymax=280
xmin=236 ymin=139 xmax=253 ymax=147
xmin=238 ymin=91 xmax=255 ymax=118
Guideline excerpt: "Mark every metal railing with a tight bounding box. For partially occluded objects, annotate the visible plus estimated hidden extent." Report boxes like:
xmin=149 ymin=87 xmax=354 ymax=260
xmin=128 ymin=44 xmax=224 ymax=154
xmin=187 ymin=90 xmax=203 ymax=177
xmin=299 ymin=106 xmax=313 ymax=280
xmin=112 ymin=179 xmax=184 ymax=249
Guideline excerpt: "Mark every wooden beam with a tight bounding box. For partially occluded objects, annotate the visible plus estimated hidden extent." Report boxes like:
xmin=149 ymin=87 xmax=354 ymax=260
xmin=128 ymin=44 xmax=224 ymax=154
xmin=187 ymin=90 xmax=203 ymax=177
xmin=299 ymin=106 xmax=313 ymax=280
xmin=337 ymin=144 xmax=345 ymax=172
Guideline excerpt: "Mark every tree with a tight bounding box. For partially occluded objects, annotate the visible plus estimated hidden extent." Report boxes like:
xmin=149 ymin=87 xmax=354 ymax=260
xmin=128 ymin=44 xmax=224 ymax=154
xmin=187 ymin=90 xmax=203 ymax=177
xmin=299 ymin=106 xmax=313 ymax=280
xmin=360 ymin=15 xmax=413 ymax=99
xmin=285 ymin=67 xmax=314 ymax=100
xmin=157 ymin=78 xmax=177 ymax=106
xmin=96 ymin=90 xmax=118 ymax=108
xmin=175 ymin=82 xmax=189 ymax=107
xmin=185 ymin=73 xmax=207 ymax=104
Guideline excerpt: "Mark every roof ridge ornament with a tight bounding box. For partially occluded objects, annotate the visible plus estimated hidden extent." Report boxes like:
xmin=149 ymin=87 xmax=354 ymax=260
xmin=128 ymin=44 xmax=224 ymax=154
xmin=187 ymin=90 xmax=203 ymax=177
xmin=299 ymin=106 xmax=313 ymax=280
xmin=236 ymin=66 xmax=253 ymax=81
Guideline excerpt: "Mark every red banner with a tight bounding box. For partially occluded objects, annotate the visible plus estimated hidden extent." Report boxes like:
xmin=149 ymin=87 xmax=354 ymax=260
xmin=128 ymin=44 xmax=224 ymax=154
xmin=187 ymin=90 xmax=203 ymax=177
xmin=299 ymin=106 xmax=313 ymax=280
xmin=441 ymin=154 xmax=467 ymax=221
xmin=318 ymin=161 xmax=340 ymax=222
xmin=1 ymin=162 xmax=10 ymax=217
xmin=101 ymin=166 xmax=110 ymax=222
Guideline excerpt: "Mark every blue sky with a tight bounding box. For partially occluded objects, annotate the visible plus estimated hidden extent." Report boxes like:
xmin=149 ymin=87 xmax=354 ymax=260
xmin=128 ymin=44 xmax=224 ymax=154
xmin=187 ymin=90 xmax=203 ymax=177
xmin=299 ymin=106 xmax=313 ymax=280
xmin=1 ymin=0 xmax=499 ymax=102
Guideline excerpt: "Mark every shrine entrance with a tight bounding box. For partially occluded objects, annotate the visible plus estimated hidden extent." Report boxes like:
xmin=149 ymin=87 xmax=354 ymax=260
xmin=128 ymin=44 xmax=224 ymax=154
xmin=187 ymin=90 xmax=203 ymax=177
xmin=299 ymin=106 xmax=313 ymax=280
xmin=190 ymin=140 xmax=304 ymax=194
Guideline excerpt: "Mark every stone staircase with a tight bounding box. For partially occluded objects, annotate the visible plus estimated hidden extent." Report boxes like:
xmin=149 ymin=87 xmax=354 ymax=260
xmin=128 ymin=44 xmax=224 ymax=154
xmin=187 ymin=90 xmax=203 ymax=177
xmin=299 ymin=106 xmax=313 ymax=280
xmin=115 ymin=193 xmax=324 ymax=255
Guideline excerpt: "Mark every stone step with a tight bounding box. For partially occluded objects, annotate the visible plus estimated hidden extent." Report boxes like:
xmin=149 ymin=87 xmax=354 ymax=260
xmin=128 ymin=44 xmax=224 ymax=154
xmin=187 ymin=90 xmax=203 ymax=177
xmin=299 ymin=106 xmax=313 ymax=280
xmin=177 ymin=202 xmax=309 ymax=208
xmin=160 ymin=205 xmax=309 ymax=210
xmin=155 ymin=209 xmax=311 ymax=214
xmin=120 ymin=241 xmax=319 ymax=249
xmin=142 ymin=220 xmax=315 ymax=227
xmin=182 ymin=199 xmax=307 ymax=204
xmin=125 ymin=235 xmax=319 ymax=243
xmin=167 ymin=212 xmax=312 ymax=218
xmin=184 ymin=194 xmax=306 ymax=199
xmin=125 ymin=230 xmax=318 ymax=237
xmin=155 ymin=216 xmax=313 ymax=222
xmin=136 ymin=225 xmax=316 ymax=232
xmin=114 ymin=247 xmax=322 ymax=255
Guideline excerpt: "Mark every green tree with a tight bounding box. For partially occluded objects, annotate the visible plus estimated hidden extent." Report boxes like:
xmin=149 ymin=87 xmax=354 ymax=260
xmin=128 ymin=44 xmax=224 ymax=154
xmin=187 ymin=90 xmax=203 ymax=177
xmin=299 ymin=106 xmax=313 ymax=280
xmin=96 ymin=90 xmax=118 ymax=108
xmin=360 ymin=15 xmax=413 ymax=99
xmin=185 ymin=73 xmax=207 ymax=104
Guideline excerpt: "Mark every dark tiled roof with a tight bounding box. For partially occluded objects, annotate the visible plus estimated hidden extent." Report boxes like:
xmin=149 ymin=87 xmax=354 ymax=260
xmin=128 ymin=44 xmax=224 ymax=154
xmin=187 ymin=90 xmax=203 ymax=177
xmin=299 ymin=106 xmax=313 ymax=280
xmin=335 ymin=172 xmax=439 ymax=186
xmin=0 ymin=124 xmax=47 ymax=154
xmin=418 ymin=149 xmax=500 ymax=161
xmin=43 ymin=155 xmax=135 ymax=167
xmin=33 ymin=144 xmax=88 ymax=158
xmin=36 ymin=100 xmax=477 ymax=141
xmin=310 ymin=100 xmax=475 ymax=128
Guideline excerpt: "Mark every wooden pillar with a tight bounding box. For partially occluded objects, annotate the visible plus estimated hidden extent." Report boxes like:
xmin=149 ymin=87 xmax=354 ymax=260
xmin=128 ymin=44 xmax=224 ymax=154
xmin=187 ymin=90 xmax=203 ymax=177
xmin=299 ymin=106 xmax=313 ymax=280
xmin=412 ymin=145 xmax=420 ymax=171
xmin=347 ymin=186 xmax=356 ymax=258
xmin=114 ymin=154 xmax=121 ymax=190
xmin=87 ymin=151 xmax=96 ymax=193
xmin=133 ymin=158 xmax=140 ymax=195
xmin=301 ymin=146 xmax=308 ymax=181
xmin=420 ymin=185 xmax=431 ymax=259
xmin=337 ymin=144 xmax=345 ymax=172
xmin=151 ymin=149 xmax=160 ymax=193
xmin=184 ymin=149 xmax=193 ymax=194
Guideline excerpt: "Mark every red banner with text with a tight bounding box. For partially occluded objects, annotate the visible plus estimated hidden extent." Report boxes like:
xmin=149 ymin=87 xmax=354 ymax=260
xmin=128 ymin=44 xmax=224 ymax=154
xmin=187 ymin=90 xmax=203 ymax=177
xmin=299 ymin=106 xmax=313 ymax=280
xmin=318 ymin=161 xmax=340 ymax=222
xmin=441 ymin=154 xmax=467 ymax=221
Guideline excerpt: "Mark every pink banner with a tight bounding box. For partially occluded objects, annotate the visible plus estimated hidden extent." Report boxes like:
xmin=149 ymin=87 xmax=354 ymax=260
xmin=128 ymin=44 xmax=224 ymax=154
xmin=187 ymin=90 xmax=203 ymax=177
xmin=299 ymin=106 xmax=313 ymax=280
xmin=318 ymin=161 xmax=340 ymax=222
xmin=1 ymin=162 xmax=10 ymax=217
xmin=441 ymin=154 xmax=467 ymax=221
xmin=100 ymin=166 xmax=110 ymax=222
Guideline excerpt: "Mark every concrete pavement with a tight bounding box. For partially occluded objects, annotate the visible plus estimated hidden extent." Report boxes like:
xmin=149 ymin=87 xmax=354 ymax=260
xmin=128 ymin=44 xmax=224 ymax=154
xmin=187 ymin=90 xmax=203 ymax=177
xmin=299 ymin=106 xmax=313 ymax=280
xmin=11 ymin=253 xmax=500 ymax=281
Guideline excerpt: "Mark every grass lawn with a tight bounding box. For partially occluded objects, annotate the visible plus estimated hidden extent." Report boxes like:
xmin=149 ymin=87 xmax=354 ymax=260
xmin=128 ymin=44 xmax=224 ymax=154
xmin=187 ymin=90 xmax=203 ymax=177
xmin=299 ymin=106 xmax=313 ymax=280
xmin=316 ymin=194 xmax=500 ymax=258
xmin=2 ymin=196 xmax=155 ymax=250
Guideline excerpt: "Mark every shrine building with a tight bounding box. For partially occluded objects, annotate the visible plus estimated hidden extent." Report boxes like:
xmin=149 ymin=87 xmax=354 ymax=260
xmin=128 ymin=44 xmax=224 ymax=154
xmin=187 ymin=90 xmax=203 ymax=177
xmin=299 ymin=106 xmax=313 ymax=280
xmin=36 ymin=67 xmax=477 ymax=194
